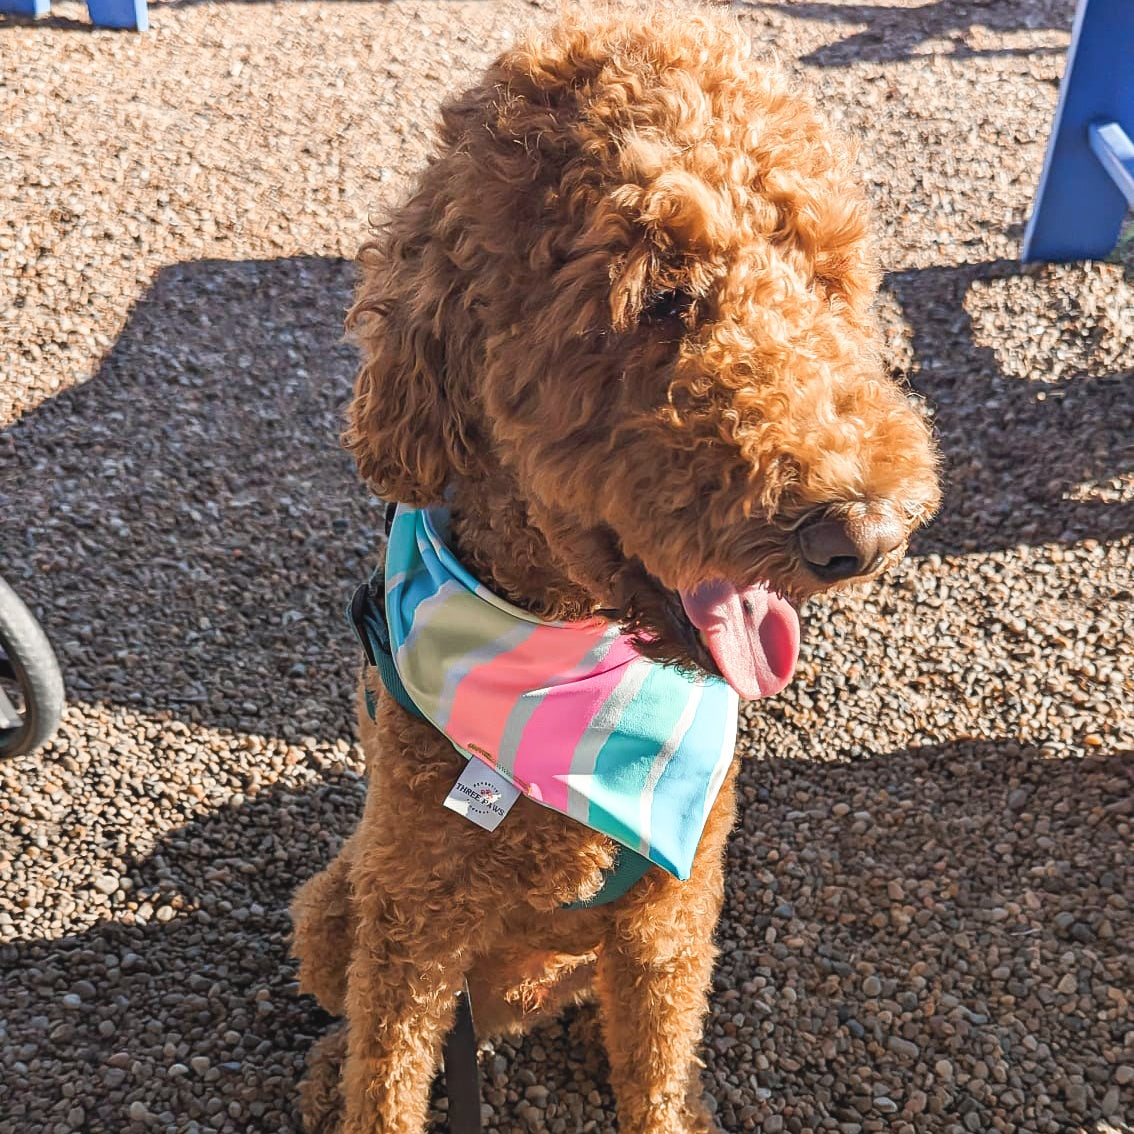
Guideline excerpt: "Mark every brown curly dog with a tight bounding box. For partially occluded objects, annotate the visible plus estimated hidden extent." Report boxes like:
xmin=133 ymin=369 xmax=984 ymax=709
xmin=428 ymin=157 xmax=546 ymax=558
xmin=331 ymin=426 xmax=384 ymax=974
xmin=291 ymin=6 xmax=940 ymax=1132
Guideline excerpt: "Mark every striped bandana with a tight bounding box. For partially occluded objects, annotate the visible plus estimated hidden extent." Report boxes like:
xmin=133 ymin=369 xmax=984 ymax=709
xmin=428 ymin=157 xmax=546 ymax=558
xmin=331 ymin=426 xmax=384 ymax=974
xmin=385 ymin=506 xmax=739 ymax=880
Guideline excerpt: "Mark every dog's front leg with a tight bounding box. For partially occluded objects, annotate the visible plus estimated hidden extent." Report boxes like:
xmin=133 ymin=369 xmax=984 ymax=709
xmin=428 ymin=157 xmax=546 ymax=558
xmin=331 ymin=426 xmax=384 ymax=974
xmin=595 ymin=779 xmax=736 ymax=1134
xmin=340 ymin=847 xmax=505 ymax=1134
xmin=596 ymin=900 xmax=722 ymax=1133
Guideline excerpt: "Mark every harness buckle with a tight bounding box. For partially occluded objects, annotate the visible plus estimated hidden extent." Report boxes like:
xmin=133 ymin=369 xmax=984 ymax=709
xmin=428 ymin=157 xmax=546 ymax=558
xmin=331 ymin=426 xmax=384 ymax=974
xmin=348 ymin=579 xmax=383 ymax=668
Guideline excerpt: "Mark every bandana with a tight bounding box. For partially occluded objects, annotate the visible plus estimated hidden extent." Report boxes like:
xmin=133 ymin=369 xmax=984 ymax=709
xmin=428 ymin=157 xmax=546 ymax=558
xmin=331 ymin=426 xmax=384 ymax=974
xmin=385 ymin=506 xmax=740 ymax=880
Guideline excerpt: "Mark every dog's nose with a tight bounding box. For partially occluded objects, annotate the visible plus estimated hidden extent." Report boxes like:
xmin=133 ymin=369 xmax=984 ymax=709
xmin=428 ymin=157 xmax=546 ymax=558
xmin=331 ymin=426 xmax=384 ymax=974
xmin=797 ymin=506 xmax=905 ymax=582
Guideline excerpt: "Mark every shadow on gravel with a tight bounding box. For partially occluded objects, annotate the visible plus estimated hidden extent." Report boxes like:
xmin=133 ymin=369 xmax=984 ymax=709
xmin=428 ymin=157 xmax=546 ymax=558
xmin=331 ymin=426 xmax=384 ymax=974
xmin=0 ymin=776 xmax=363 ymax=1133
xmin=0 ymin=772 xmax=609 ymax=1134
xmin=0 ymin=11 xmax=92 ymax=31
xmin=1 ymin=741 xmax=1128 ymax=1131
xmin=718 ymin=738 xmax=1132 ymax=1132
xmin=736 ymin=0 xmax=1074 ymax=67
xmin=885 ymin=258 xmax=1133 ymax=560
xmin=0 ymin=255 xmax=381 ymax=741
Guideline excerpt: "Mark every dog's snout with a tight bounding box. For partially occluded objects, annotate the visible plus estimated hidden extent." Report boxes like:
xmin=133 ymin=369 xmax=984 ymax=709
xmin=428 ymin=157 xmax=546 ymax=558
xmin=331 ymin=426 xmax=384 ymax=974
xmin=797 ymin=506 xmax=904 ymax=582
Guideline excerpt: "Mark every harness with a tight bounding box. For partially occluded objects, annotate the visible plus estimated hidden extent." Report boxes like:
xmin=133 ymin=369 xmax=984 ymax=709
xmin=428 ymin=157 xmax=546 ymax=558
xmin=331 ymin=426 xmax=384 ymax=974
xmin=348 ymin=502 xmax=725 ymax=1134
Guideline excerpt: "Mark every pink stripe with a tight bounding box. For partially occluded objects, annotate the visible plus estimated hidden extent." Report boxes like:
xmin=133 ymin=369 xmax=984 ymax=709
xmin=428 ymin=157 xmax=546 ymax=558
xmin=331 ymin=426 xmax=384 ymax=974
xmin=445 ymin=622 xmax=607 ymax=766
xmin=511 ymin=638 xmax=640 ymax=812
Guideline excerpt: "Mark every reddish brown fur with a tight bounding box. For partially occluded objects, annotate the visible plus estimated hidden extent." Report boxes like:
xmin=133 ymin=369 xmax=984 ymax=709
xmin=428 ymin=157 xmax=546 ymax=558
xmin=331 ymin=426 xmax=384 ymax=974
xmin=291 ymin=6 xmax=940 ymax=1131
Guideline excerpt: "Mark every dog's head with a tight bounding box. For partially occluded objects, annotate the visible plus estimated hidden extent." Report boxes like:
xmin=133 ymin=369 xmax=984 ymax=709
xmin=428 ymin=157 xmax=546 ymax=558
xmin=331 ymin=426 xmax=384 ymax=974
xmin=346 ymin=8 xmax=940 ymax=699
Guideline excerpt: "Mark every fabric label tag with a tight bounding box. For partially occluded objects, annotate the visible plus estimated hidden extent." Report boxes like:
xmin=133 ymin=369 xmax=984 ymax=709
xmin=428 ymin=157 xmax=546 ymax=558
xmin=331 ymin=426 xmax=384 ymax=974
xmin=443 ymin=757 xmax=521 ymax=831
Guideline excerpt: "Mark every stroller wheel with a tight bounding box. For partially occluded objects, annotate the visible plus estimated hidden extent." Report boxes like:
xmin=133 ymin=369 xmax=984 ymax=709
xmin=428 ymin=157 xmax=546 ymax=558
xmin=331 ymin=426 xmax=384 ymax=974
xmin=0 ymin=575 xmax=65 ymax=759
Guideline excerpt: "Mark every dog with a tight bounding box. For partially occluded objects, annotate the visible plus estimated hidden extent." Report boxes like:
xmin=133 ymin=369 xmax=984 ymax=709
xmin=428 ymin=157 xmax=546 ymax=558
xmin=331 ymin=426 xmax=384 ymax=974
xmin=291 ymin=6 xmax=941 ymax=1132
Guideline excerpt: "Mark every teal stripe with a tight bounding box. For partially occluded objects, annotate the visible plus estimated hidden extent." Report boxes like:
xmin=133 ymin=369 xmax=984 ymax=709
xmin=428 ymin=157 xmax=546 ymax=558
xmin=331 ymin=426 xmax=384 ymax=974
xmin=585 ymin=664 xmax=694 ymax=865
xmin=562 ymin=659 xmax=651 ymax=824
xmin=650 ymin=677 xmax=735 ymax=867
xmin=637 ymin=680 xmax=706 ymax=856
xmin=699 ymin=687 xmax=739 ymax=825
xmin=419 ymin=509 xmax=483 ymax=594
xmin=385 ymin=512 xmax=439 ymax=629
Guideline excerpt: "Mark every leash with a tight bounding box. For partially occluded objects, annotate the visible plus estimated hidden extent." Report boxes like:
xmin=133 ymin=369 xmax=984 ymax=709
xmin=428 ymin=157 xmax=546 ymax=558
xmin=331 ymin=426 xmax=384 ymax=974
xmin=442 ymin=980 xmax=482 ymax=1134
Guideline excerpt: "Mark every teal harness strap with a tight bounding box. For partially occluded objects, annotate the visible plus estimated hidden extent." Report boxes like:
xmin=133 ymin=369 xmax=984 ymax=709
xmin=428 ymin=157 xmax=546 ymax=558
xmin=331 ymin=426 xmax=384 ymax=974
xmin=562 ymin=846 xmax=654 ymax=909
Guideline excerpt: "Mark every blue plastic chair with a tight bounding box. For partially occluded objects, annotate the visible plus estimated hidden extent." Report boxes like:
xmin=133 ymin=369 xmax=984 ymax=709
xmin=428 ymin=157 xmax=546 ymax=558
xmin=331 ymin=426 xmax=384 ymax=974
xmin=1022 ymin=0 xmax=1134 ymax=262
xmin=0 ymin=0 xmax=146 ymax=29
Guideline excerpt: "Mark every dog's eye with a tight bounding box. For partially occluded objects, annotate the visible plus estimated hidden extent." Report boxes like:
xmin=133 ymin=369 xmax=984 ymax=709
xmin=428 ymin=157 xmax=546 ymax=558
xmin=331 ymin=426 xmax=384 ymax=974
xmin=640 ymin=288 xmax=694 ymax=326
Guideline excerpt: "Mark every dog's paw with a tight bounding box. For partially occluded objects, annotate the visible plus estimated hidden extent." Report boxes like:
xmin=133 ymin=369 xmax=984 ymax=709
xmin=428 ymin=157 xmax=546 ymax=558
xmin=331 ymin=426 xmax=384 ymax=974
xmin=299 ymin=1026 xmax=347 ymax=1134
xmin=687 ymin=1088 xmax=727 ymax=1134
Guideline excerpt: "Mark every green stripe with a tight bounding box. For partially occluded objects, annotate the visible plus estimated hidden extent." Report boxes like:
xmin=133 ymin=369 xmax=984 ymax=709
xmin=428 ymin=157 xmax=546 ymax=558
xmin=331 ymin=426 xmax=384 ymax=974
xmin=394 ymin=587 xmax=513 ymax=721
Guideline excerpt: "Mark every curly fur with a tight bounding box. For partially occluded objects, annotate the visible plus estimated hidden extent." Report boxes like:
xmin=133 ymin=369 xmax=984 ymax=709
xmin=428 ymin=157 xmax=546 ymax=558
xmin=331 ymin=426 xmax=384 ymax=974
xmin=292 ymin=6 xmax=940 ymax=1132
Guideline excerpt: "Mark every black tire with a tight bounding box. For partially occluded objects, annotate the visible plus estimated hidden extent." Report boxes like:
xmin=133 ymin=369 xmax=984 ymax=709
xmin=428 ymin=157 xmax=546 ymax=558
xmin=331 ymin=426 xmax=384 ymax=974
xmin=0 ymin=575 xmax=65 ymax=759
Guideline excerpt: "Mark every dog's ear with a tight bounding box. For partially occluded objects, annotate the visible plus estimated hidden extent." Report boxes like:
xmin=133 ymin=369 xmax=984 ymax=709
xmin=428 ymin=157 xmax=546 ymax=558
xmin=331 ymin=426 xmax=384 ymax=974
xmin=343 ymin=228 xmax=474 ymax=507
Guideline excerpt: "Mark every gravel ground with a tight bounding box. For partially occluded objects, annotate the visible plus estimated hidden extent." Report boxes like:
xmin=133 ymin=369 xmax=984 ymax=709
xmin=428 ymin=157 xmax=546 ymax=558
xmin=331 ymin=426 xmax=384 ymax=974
xmin=1 ymin=1 xmax=1131 ymax=1132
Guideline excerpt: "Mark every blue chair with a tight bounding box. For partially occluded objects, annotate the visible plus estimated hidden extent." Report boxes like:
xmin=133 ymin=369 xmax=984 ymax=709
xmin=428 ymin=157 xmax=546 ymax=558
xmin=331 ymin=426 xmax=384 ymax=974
xmin=1022 ymin=0 xmax=1133 ymax=263
xmin=0 ymin=0 xmax=147 ymax=29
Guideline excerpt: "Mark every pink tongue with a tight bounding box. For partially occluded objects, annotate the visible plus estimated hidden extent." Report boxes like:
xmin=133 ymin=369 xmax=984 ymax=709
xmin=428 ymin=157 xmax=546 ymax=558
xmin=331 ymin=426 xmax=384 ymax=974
xmin=680 ymin=580 xmax=800 ymax=700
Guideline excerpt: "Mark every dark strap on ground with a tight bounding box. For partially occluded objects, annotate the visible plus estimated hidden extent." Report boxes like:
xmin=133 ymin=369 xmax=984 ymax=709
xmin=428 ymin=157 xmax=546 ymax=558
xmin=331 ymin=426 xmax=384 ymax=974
xmin=442 ymin=980 xmax=482 ymax=1134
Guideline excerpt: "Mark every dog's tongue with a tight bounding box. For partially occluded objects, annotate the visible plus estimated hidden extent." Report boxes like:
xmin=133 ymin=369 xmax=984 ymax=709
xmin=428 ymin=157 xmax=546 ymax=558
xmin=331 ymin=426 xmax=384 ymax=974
xmin=680 ymin=580 xmax=800 ymax=700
